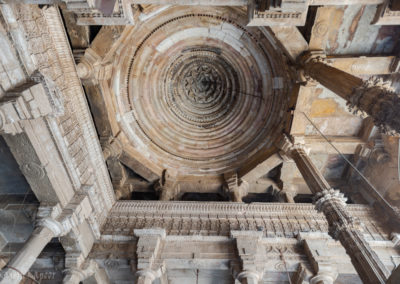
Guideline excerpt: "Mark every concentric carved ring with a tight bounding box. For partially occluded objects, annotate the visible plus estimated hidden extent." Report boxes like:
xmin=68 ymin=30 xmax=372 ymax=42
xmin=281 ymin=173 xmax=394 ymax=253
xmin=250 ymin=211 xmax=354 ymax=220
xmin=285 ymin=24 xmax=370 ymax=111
xmin=113 ymin=7 xmax=292 ymax=176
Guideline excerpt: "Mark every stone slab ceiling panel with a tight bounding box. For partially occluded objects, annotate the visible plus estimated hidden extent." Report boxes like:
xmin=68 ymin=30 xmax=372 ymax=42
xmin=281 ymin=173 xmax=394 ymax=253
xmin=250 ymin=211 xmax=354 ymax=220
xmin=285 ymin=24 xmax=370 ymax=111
xmin=105 ymin=6 xmax=294 ymax=178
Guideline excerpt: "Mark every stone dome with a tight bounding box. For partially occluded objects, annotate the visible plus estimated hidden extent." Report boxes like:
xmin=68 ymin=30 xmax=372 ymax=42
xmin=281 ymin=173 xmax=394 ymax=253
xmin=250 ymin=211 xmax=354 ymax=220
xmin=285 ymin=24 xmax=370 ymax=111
xmin=113 ymin=6 xmax=293 ymax=176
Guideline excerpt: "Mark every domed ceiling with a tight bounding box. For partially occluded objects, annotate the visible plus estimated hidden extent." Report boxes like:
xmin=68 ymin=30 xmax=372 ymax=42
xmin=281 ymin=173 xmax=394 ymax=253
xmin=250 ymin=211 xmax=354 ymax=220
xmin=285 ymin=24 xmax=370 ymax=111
xmin=109 ymin=6 xmax=294 ymax=177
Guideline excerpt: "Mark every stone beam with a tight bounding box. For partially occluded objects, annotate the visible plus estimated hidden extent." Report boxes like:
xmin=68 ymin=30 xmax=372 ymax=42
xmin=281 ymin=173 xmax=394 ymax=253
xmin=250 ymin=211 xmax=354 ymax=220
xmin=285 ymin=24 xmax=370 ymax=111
xmin=119 ymin=150 xmax=159 ymax=183
xmin=270 ymin=26 xmax=308 ymax=61
xmin=271 ymin=26 xmax=308 ymax=61
xmin=130 ymin=0 xmax=247 ymax=5
xmin=292 ymin=135 xmax=365 ymax=154
xmin=310 ymin=0 xmax=384 ymax=4
xmin=328 ymin=56 xmax=399 ymax=75
xmin=240 ymin=153 xmax=283 ymax=183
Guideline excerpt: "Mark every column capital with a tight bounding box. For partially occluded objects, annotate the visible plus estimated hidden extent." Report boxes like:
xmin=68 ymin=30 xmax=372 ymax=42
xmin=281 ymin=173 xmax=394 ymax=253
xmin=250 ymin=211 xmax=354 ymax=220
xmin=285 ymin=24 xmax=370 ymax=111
xmin=310 ymin=271 xmax=338 ymax=284
xmin=313 ymin=189 xmax=347 ymax=212
xmin=299 ymin=50 xmax=327 ymax=66
xmin=63 ymin=260 xmax=99 ymax=284
xmin=101 ymin=135 xmax=123 ymax=160
xmin=276 ymin=134 xmax=309 ymax=160
xmin=36 ymin=217 xmax=64 ymax=237
xmin=135 ymin=269 xmax=157 ymax=281
xmin=348 ymin=76 xmax=399 ymax=133
xmin=237 ymin=270 xmax=260 ymax=283
xmin=36 ymin=194 xmax=93 ymax=237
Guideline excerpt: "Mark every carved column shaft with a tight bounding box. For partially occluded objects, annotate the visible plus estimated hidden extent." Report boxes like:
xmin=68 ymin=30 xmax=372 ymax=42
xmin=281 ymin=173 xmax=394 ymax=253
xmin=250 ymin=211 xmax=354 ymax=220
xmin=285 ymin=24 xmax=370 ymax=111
xmin=303 ymin=58 xmax=363 ymax=100
xmin=316 ymin=195 xmax=390 ymax=284
xmin=302 ymin=52 xmax=400 ymax=133
xmin=0 ymin=226 xmax=56 ymax=284
xmin=279 ymin=137 xmax=390 ymax=284
xmin=291 ymin=147 xmax=331 ymax=194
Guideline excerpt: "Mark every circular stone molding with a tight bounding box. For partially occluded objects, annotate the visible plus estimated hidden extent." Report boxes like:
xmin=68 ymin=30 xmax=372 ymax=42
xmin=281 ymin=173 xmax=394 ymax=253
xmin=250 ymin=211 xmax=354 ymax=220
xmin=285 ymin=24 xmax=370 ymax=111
xmin=21 ymin=162 xmax=45 ymax=180
xmin=112 ymin=7 xmax=293 ymax=176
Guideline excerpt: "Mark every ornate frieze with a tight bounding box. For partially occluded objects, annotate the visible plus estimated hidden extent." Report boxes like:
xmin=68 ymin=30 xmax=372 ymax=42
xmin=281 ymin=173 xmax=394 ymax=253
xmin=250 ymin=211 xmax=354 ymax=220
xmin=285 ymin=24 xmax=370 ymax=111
xmin=102 ymin=201 xmax=388 ymax=242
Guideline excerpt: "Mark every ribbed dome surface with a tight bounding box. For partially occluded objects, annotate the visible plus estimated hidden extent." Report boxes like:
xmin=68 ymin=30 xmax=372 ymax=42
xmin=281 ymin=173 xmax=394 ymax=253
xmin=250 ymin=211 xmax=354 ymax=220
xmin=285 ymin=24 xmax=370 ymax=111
xmin=114 ymin=7 xmax=292 ymax=176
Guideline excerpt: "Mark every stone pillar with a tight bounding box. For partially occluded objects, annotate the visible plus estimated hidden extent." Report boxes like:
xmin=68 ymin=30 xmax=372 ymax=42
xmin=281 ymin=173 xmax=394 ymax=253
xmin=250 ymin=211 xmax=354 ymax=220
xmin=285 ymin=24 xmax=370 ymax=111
xmin=155 ymin=170 xmax=180 ymax=201
xmin=277 ymin=135 xmax=390 ymax=284
xmin=300 ymin=51 xmax=400 ymax=133
xmin=0 ymin=224 xmax=60 ymax=284
xmin=0 ymin=195 xmax=92 ymax=284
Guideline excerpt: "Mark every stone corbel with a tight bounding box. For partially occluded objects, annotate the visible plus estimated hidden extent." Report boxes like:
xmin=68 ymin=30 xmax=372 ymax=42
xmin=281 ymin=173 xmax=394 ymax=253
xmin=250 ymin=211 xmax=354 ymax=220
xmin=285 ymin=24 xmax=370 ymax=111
xmin=154 ymin=170 xmax=181 ymax=201
xmin=76 ymin=48 xmax=112 ymax=85
xmin=0 ymin=71 xmax=63 ymax=135
xmin=101 ymin=135 xmax=123 ymax=161
xmin=276 ymin=134 xmax=310 ymax=161
xmin=224 ymin=172 xmax=249 ymax=202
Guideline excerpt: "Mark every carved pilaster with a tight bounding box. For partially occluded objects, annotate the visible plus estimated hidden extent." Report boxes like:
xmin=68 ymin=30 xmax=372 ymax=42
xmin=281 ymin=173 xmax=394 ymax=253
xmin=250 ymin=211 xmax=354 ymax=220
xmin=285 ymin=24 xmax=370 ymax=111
xmin=299 ymin=232 xmax=338 ymax=284
xmin=231 ymin=231 xmax=264 ymax=283
xmin=134 ymin=229 xmax=166 ymax=283
xmin=300 ymin=50 xmax=400 ymax=133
